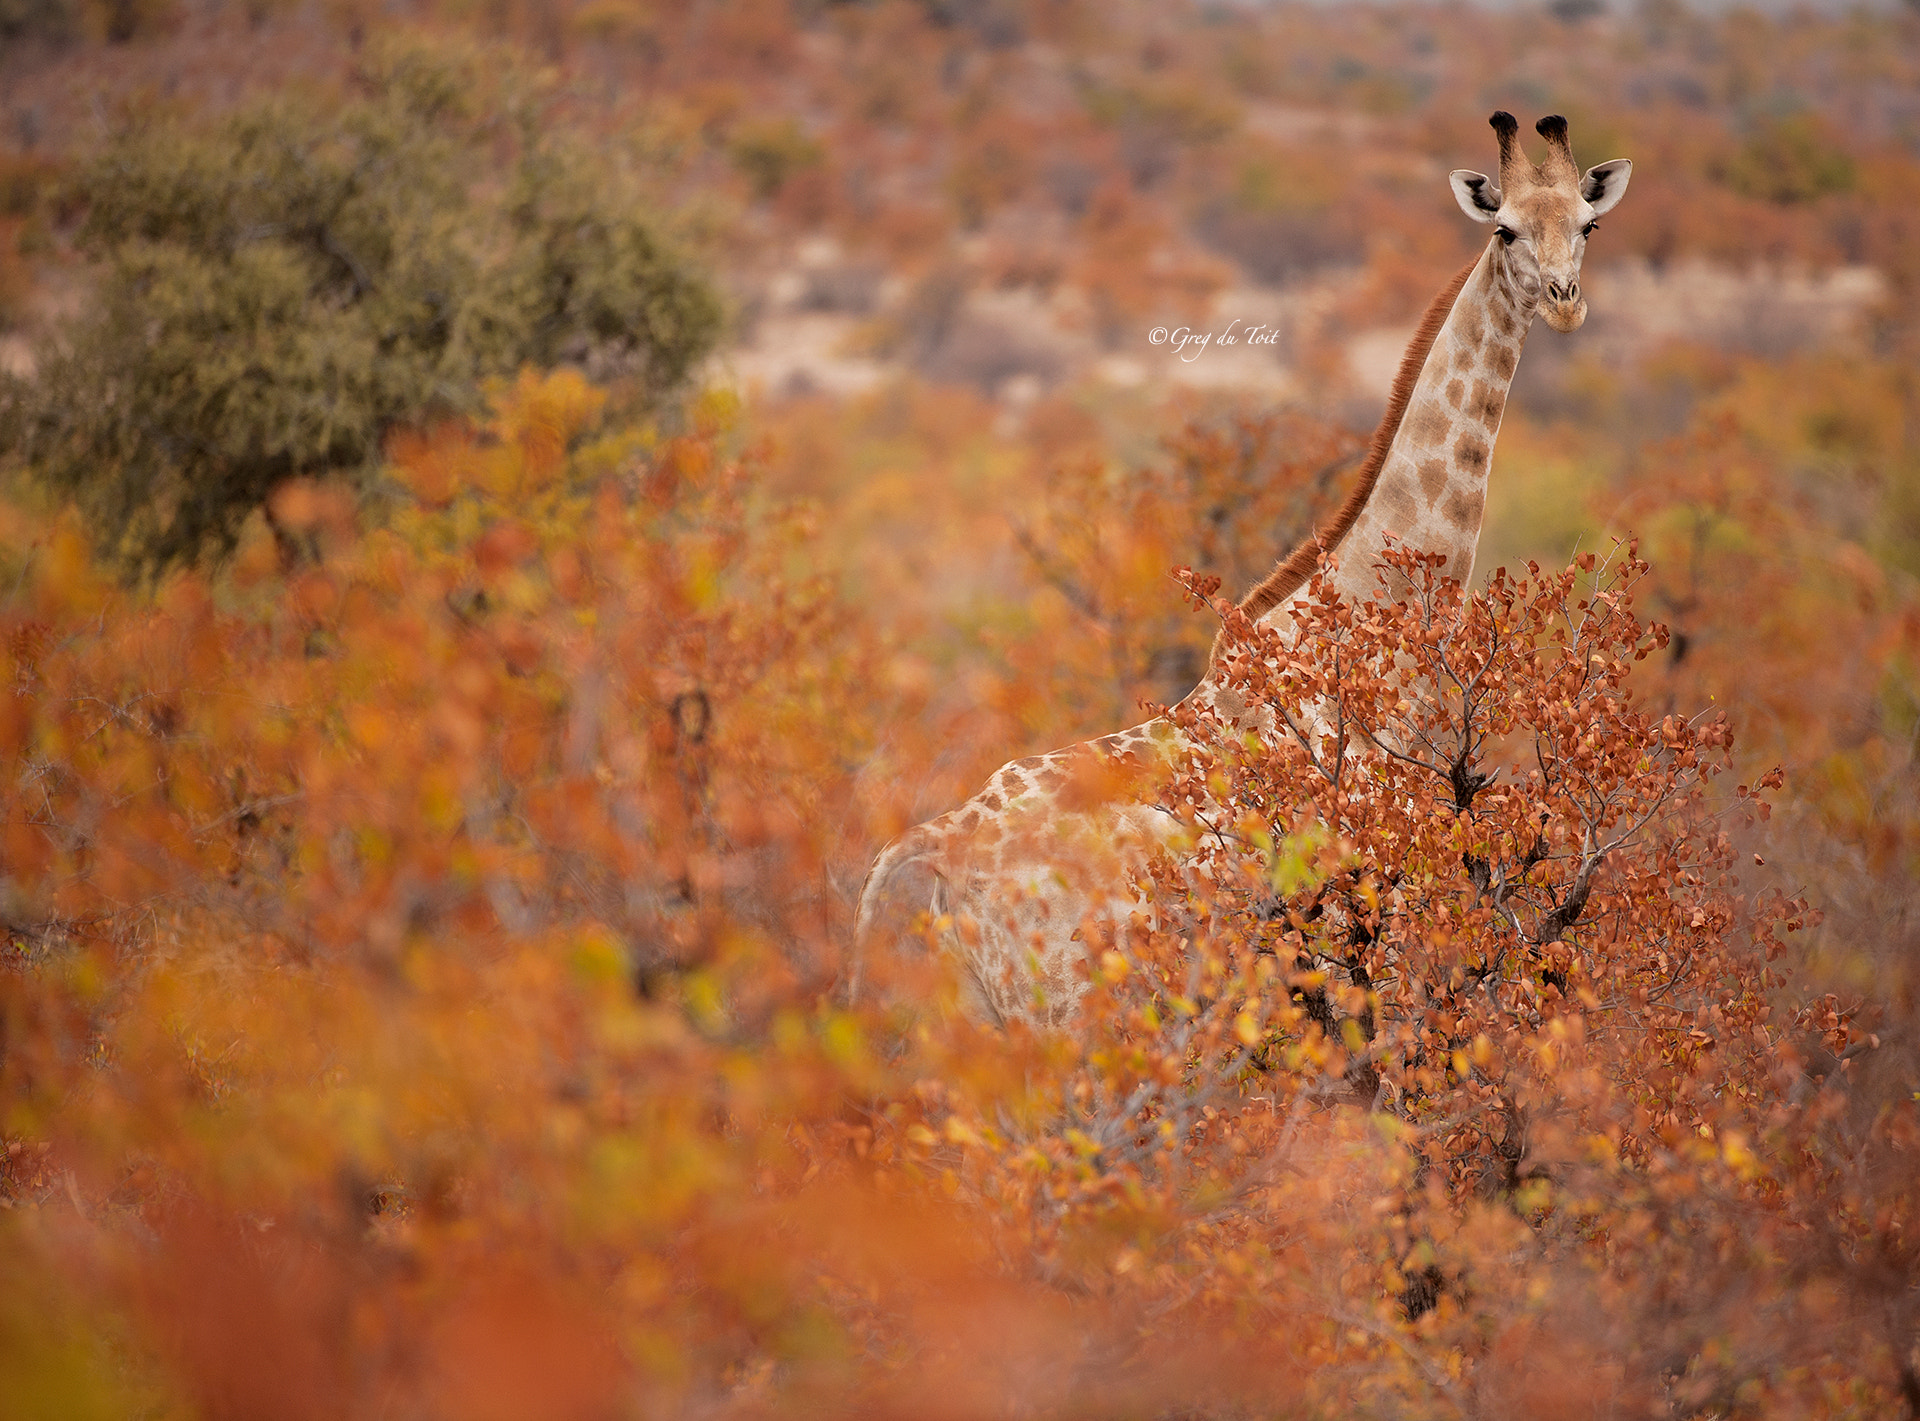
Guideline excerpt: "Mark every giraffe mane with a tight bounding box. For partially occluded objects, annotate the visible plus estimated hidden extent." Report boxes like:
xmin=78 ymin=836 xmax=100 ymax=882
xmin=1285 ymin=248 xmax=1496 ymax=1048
xmin=1222 ymin=253 xmax=1480 ymax=653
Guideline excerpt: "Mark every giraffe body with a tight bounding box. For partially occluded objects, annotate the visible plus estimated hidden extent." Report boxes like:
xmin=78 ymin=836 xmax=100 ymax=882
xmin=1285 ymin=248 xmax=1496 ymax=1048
xmin=853 ymin=722 xmax=1182 ymax=1026
xmin=855 ymin=114 xmax=1631 ymax=1028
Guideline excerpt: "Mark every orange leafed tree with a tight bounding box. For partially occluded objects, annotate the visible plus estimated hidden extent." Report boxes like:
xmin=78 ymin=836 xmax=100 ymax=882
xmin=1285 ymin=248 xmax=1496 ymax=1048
xmin=2 ymin=373 xmax=1915 ymax=1417
xmin=898 ymin=546 xmax=1908 ymax=1417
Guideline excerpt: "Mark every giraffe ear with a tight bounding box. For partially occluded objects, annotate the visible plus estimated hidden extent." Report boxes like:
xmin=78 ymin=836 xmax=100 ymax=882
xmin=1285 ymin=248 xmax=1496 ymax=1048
xmin=1582 ymin=159 xmax=1632 ymax=215
xmin=1449 ymin=169 xmax=1503 ymax=223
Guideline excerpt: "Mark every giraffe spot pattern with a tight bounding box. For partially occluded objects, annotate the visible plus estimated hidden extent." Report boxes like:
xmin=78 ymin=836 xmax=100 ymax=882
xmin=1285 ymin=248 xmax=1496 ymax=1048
xmin=1443 ymin=484 xmax=1485 ymax=529
xmin=1453 ymin=431 xmax=1489 ymax=472
xmin=1418 ymin=457 xmax=1450 ymax=505
xmin=1404 ymin=404 xmax=1449 ymax=448
xmin=1376 ymin=481 xmax=1419 ymax=527
xmin=1490 ymin=343 xmax=1517 ymax=378
xmin=1446 ymin=378 xmax=1465 ymax=408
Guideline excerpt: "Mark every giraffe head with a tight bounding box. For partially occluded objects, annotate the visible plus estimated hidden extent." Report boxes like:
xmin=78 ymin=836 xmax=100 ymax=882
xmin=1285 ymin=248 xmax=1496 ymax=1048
xmin=1448 ymin=111 xmax=1631 ymax=333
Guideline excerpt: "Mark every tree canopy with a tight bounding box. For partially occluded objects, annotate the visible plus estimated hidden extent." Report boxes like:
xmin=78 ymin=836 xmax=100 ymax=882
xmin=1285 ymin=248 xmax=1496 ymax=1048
xmin=0 ymin=46 xmax=722 ymax=574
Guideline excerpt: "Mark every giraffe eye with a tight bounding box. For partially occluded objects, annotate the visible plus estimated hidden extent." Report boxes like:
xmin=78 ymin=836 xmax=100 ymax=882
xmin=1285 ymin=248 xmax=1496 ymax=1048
xmin=1581 ymin=220 xmax=1600 ymax=237
xmin=1496 ymin=226 xmax=1517 ymax=244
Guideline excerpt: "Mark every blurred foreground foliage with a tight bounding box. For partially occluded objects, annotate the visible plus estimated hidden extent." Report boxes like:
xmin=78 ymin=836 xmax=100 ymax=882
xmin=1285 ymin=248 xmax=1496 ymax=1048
xmin=1 ymin=370 xmax=1915 ymax=1417
xmin=0 ymin=0 xmax=1915 ymax=1411
xmin=0 ymin=40 xmax=722 ymax=576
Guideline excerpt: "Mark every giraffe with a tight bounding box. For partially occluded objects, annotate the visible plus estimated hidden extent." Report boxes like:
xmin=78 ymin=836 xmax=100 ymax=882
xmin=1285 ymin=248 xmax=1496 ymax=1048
xmin=854 ymin=113 xmax=1632 ymax=1029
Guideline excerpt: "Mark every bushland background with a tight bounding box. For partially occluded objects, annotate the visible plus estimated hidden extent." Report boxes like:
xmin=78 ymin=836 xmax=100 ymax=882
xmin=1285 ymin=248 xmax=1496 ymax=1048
xmin=1 ymin=0 xmax=1917 ymax=1416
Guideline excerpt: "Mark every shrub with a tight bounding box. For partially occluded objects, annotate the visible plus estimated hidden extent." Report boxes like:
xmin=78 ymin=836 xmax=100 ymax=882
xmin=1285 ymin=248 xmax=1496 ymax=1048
xmin=0 ymin=43 xmax=722 ymax=575
xmin=1723 ymin=113 xmax=1856 ymax=206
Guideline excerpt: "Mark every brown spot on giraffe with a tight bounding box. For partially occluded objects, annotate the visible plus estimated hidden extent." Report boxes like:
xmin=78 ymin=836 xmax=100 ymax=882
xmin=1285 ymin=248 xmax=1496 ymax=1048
xmin=1453 ymin=431 xmax=1489 ymax=473
xmin=981 ymin=793 xmax=1002 ymax=812
xmin=1443 ymin=485 xmax=1485 ymax=529
xmin=1446 ymin=378 xmax=1465 ymax=408
xmin=1418 ymin=457 xmax=1450 ymax=505
xmin=1490 ymin=343 xmax=1518 ymax=379
xmin=1208 ymin=685 xmax=1248 ymax=722
xmin=1403 ymin=404 xmax=1450 ymax=448
xmin=1472 ymin=380 xmax=1505 ymax=425
xmin=1375 ymin=481 xmax=1420 ymax=528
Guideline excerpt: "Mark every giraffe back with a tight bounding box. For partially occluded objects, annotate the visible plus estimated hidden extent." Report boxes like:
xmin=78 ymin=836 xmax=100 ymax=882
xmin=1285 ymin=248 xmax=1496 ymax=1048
xmin=854 ymin=718 xmax=1190 ymax=1027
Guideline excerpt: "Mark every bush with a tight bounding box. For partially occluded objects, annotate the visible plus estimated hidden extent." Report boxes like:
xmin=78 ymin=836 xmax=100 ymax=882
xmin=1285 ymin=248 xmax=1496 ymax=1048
xmin=1723 ymin=114 xmax=1856 ymax=206
xmin=726 ymin=117 xmax=824 ymax=201
xmin=0 ymin=43 xmax=722 ymax=575
xmin=4 ymin=434 xmax=1913 ymax=1411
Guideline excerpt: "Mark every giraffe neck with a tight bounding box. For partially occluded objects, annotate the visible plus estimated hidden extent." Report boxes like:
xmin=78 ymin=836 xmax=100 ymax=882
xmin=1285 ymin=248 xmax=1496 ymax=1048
xmin=1321 ymin=240 xmax=1532 ymax=607
xmin=1187 ymin=240 xmax=1534 ymax=728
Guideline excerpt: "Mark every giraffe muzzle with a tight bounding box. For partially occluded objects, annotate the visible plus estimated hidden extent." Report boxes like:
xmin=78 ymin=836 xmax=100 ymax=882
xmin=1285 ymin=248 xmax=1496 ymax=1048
xmin=1541 ymin=277 xmax=1586 ymax=333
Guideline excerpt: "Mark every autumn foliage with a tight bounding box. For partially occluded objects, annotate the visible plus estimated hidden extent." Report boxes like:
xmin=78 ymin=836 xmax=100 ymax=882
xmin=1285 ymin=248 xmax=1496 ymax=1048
xmin=3 ymin=0 xmax=1920 ymax=1415
xmin=0 ymin=369 xmax=1910 ymax=1416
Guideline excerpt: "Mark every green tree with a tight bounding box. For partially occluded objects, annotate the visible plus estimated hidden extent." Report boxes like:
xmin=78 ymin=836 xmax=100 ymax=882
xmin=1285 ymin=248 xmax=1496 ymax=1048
xmin=0 ymin=44 xmax=723 ymax=574
xmin=1722 ymin=113 xmax=1855 ymax=205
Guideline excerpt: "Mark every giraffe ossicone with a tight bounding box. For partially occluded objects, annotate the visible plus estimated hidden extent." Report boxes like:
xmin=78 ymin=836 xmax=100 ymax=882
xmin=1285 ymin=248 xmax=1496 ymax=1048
xmin=855 ymin=113 xmax=1631 ymax=1029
